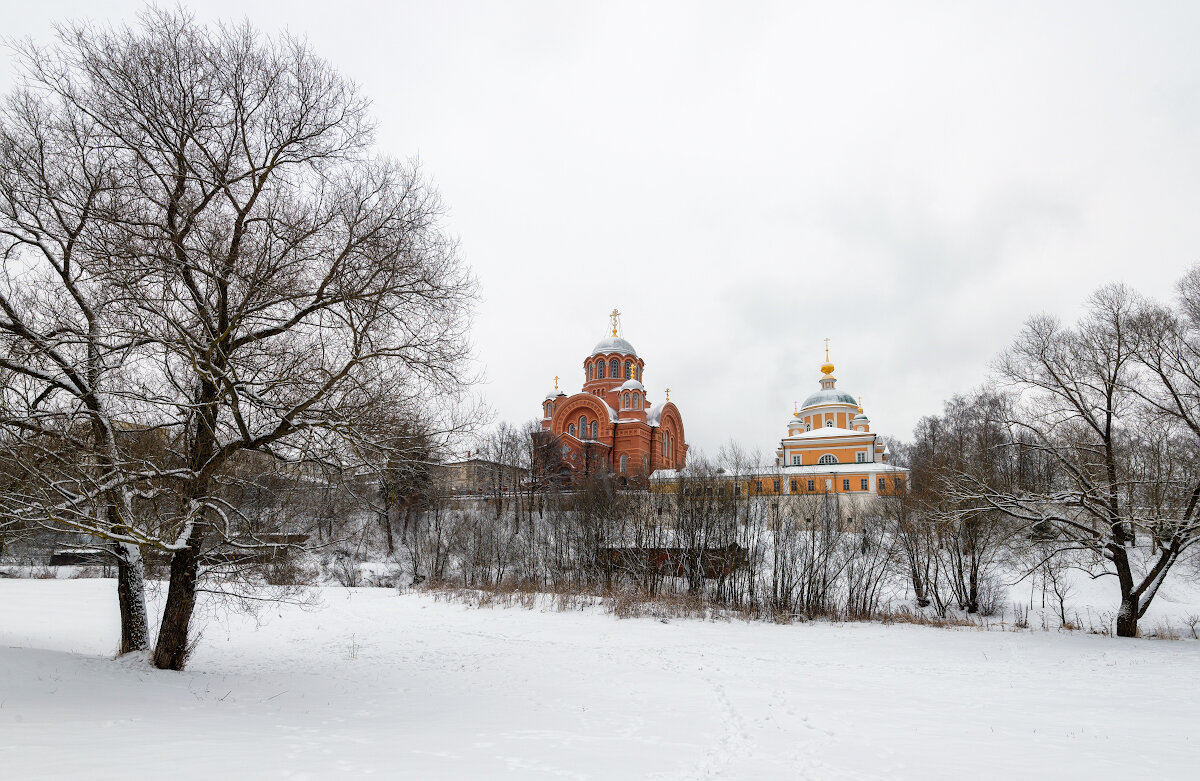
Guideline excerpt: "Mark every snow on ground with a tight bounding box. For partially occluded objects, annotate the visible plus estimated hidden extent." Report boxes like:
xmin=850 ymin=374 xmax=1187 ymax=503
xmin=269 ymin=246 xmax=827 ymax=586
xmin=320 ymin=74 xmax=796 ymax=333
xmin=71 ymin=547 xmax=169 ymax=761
xmin=1 ymin=579 xmax=1198 ymax=780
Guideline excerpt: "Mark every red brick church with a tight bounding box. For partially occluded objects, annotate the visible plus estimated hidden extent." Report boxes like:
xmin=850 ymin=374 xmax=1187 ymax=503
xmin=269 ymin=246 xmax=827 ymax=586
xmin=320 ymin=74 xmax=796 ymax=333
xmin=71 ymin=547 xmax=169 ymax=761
xmin=536 ymin=310 xmax=687 ymax=485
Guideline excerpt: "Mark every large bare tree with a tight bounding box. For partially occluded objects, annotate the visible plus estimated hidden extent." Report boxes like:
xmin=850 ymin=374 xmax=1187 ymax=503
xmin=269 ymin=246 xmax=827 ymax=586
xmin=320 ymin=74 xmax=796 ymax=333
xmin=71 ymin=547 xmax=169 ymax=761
xmin=6 ymin=7 xmax=475 ymax=669
xmin=962 ymin=282 xmax=1200 ymax=636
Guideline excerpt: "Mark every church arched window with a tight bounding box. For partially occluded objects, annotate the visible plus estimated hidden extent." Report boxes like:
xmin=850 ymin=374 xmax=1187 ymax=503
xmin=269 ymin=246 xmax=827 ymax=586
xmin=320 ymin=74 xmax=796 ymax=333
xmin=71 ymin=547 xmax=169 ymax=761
xmin=579 ymin=416 xmax=588 ymax=438
xmin=588 ymin=364 xmax=594 ymax=381
xmin=634 ymin=394 xmax=641 ymax=409
xmin=544 ymin=403 xmax=550 ymax=418
xmin=620 ymin=454 xmax=628 ymax=473
xmin=591 ymin=421 xmax=598 ymax=439
xmin=598 ymin=361 xmax=606 ymax=379
xmin=623 ymin=393 xmax=630 ymax=409
xmin=568 ymin=424 xmax=576 ymax=437
xmin=610 ymin=359 xmax=619 ymax=377
xmin=805 ymin=422 xmax=812 ymax=432
xmin=625 ymin=361 xmax=632 ymax=379
xmin=817 ymin=454 xmax=838 ymax=465
xmin=825 ymin=420 xmax=833 ymax=428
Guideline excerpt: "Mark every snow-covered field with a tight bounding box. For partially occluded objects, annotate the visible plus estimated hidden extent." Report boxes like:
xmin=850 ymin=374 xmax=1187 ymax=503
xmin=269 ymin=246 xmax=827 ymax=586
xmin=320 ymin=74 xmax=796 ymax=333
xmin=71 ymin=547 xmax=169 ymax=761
xmin=1 ymin=579 xmax=1197 ymax=780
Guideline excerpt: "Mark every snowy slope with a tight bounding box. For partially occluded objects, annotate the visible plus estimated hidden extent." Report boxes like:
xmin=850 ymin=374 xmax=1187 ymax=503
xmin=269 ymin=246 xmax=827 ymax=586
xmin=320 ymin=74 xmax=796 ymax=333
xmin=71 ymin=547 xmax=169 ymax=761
xmin=1 ymin=579 xmax=1197 ymax=780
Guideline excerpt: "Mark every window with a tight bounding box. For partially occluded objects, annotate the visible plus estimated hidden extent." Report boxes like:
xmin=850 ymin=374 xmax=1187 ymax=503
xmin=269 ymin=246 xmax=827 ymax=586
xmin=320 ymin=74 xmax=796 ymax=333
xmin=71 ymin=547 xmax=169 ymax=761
xmin=807 ymin=479 xmax=815 ymax=491
xmin=568 ymin=424 xmax=576 ymax=437
xmin=597 ymin=362 xmax=606 ymax=379
xmin=842 ymin=479 xmax=850 ymax=491
xmin=755 ymin=481 xmax=763 ymax=493
xmin=878 ymin=478 xmax=885 ymax=491
xmin=588 ymin=365 xmax=594 ymax=381
xmin=610 ymin=359 xmax=619 ymax=377
xmin=623 ymin=393 xmax=630 ymax=409
xmin=855 ymin=452 xmax=865 ymax=463
xmin=579 ymin=416 xmax=588 ymax=438
xmin=591 ymin=421 xmax=598 ymax=439
xmin=620 ymin=454 xmax=627 ymax=473
xmin=625 ymin=361 xmax=632 ymax=379
xmin=790 ymin=480 xmax=798 ymax=492
xmin=792 ymin=455 xmax=802 ymax=465
xmin=634 ymin=395 xmax=641 ymax=409
xmin=817 ymin=454 xmax=837 ymax=465
xmin=825 ymin=420 xmax=833 ymax=428
xmin=544 ymin=403 xmax=550 ymax=418
xmin=773 ymin=479 xmax=780 ymax=492
xmin=805 ymin=423 xmax=812 ymax=432
xmin=860 ymin=478 xmax=869 ymax=491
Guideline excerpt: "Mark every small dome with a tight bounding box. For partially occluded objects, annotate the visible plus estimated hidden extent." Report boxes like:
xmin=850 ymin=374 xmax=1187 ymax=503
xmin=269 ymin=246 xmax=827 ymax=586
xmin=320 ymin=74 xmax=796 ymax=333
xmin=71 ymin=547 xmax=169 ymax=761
xmin=619 ymin=379 xmax=645 ymax=391
xmin=852 ymin=412 xmax=869 ymax=422
xmin=801 ymin=388 xmax=858 ymax=409
xmin=544 ymin=390 xmax=559 ymax=401
xmin=591 ymin=336 xmax=638 ymax=357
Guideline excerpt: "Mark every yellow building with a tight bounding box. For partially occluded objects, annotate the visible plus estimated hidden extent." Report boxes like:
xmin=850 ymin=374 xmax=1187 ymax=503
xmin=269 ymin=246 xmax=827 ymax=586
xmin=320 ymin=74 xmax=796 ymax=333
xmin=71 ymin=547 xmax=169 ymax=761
xmin=767 ymin=348 xmax=909 ymax=496
xmin=651 ymin=344 xmax=909 ymax=498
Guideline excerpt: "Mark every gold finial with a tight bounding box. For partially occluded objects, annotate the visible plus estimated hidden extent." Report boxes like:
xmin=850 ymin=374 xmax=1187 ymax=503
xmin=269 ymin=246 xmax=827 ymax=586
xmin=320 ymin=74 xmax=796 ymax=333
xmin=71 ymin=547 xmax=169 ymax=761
xmin=858 ymin=396 xmax=863 ymax=413
xmin=554 ymin=376 xmax=559 ymax=390
xmin=665 ymin=387 xmax=671 ymax=401
xmin=609 ymin=308 xmax=621 ymax=337
xmin=793 ymin=400 xmax=798 ymax=415
xmin=820 ymin=337 xmax=835 ymax=376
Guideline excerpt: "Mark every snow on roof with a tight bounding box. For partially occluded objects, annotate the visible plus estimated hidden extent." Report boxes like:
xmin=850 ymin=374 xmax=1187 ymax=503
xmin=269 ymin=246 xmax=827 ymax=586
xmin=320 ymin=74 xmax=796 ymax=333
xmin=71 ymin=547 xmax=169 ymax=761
xmin=646 ymin=402 xmax=664 ymax=426
xmin=619 ymin=379 xmax=645 ymax=391
xmin=784 ymin=427 xmax=873 ymax=440
xmin=650 ymin=462 xmax=908 ymax=481
xmin=590 ymin=336 xmax=638 ymax=357
xmin=801 ymin=389 xmax=858 ymax=409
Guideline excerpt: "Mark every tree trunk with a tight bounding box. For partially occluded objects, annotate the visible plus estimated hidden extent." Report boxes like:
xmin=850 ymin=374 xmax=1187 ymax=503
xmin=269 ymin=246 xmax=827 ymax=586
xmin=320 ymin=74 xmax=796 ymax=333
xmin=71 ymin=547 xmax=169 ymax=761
xmin=114 ymin=541 xmax=150 ymax=654
xmin=1116 ymin=595 xmax=1138 ymax=637
xmin=153 ymin=524 xmax=204 ymax=670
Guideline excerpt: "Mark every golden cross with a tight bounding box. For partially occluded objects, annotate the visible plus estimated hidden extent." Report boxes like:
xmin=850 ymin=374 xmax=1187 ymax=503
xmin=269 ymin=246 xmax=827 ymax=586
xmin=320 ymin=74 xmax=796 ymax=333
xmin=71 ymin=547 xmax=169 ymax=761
xmin=665 ymin=387 xmax=671 ymax=401
xmin=610 ymin=308 xmax=621 ymax=337
xmin=794 ymin=400 xmax=798 ymax=414
xmin=554 ymin=376 xmax=559 ymax=390
xmin=824 ymin=337 xmax=830 ymax=362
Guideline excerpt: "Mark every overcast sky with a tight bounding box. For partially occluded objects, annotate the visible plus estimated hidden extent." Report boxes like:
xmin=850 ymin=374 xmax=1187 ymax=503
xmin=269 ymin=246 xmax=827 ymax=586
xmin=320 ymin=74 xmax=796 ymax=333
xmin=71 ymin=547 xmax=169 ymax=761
xmin=5 ymin=1 xmax=1200 ymax=459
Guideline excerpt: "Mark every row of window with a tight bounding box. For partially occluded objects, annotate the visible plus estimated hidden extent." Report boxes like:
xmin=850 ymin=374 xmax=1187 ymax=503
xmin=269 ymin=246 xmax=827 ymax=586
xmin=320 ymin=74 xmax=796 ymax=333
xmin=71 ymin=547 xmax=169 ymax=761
xmin=790 ymin=452 xmax=870 ymax=466
xmin=588 ymin=359 xmax=639 ymax=382
xmin=749 ymin=477 xmax=904 ymax=493
xmin=567 ymin=416 xmax=600 ymax=440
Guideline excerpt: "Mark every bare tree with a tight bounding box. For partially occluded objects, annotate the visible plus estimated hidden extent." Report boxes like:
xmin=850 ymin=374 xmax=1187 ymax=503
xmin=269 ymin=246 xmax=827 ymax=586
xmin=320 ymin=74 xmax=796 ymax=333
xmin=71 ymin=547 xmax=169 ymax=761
xmin=962 ymin=283 xmax=1200 ymax=636
xmin=8 ymin=8 xmax=475 ymax=668
xmin=0 ymin=73 xmax=166 ymax=653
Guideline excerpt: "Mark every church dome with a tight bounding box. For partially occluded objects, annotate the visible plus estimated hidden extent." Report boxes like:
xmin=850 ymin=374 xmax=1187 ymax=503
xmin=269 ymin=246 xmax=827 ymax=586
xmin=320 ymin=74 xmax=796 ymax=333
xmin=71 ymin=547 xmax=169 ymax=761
xmin=802 ymin=388 xmax=857 ymax=409
xmin=591 ymin=336 xmax=637 ymax=357
xmin=619 ymin=379 xmax=645 ymax=391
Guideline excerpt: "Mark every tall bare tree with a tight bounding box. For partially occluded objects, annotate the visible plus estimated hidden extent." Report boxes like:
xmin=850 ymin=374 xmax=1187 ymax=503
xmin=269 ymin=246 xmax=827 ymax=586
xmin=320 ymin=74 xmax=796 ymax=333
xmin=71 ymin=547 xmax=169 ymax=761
xmin=0 ymin=76 xmax=165 ymax=653
xmin=8 ymin=7 xmax=475 ymax=668
xmin=962 ymin=282 xmax=1200 ymax=636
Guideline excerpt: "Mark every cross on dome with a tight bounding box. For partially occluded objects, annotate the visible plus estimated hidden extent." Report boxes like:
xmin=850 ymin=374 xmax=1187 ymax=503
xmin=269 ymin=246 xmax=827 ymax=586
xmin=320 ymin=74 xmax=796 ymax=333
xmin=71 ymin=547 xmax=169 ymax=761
xmin=821 ymin=337 xmax=835 ymax=376
xmin=609 ymin=308 xmax=622 ymax=337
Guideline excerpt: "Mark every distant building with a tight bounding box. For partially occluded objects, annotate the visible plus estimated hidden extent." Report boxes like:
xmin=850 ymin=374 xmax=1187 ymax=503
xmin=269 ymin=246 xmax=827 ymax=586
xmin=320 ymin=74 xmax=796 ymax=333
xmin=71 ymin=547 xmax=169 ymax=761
xmin=433 ymin=456 xmax=529 ymax=496
xmin=653 ymin=344 xmax=909 ymax=497
xmin=535 ymin=310 xmax=687 ymax=486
